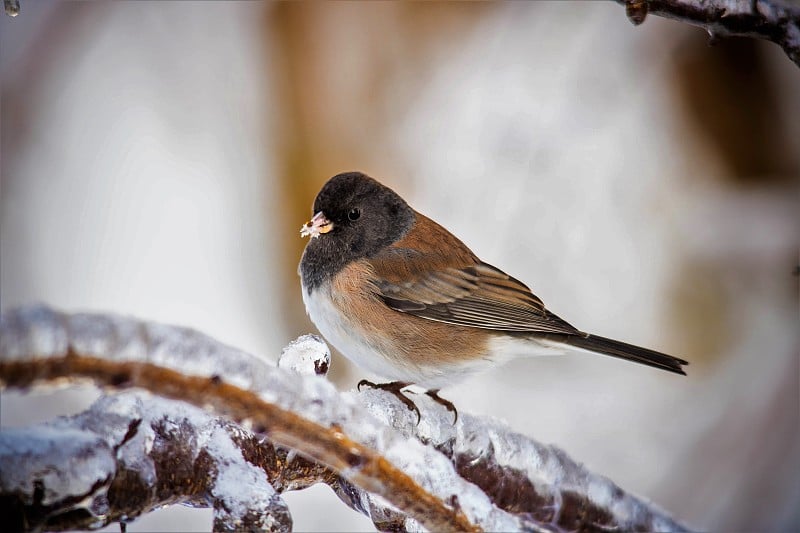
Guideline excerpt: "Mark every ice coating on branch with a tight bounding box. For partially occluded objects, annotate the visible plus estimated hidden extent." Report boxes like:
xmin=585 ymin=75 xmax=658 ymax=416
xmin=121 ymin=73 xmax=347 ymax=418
xmin=0 ymin=391 xmax=293 ymax=532
xmin=142 ymin=321 xmax=272 ymax=391
xmin=278 ymin=334 xmax=330 ymax=376
xmin=206 ymin=424 xmax=292 ymax=532
xmin=0 ymin=425 xmax=116 ymax=507
xmin=0 ymin=304 xmax=276 ymax=391
xmin=0 ymin=305 xmax=688 ymax=531
xmin=342 ymin=389 xmax=527 ymax=531
xmin=0 ymin=305 xmax=69 ymax=360
xmin=357 ymin=388 xmax=688 ymax=531
xmin=63 ymin=393 xmax=159 ymax=488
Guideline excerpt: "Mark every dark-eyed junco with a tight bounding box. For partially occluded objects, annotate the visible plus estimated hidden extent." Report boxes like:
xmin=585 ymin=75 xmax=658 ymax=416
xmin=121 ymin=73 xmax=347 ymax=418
xmin=299 ymin=172 xmax=687 ymax=419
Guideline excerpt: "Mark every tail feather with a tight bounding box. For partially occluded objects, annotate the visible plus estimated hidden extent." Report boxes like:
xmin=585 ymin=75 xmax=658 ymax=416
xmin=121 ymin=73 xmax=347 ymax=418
xmin=557 ymin=333 xmax=688 ymax=375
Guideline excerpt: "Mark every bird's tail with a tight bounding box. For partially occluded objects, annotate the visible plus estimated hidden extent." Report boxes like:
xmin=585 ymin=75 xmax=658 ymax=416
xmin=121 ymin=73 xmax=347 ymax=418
xmin=556 ymin=333 xmax=688 ymax=375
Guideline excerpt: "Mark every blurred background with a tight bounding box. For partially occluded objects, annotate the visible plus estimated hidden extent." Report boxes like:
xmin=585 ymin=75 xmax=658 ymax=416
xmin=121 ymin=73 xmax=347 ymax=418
xmin=1 ymin=2 xmax=798 ymax=531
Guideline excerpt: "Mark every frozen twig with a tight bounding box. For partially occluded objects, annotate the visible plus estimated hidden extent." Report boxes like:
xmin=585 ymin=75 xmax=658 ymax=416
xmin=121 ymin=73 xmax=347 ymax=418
xmin=614 ymin=0 xmax=800 ymax=66
xmin=0 ymin=305 xmax=689 ymax=532
xmin=3 ymin=0 xmax=20 ymax=18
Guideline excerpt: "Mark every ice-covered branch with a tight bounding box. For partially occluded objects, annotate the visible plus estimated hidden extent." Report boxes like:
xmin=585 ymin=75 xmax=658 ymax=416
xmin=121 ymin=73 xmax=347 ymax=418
xmin=0 ymin=392 xmax=295 ymax=532
xmin=614 ymin=0 xmax=800 ymax=66
xmin=0 ymin=307 xmax=486 ymax=532
xmin=0 ymin=305 xmax=688 ymax=532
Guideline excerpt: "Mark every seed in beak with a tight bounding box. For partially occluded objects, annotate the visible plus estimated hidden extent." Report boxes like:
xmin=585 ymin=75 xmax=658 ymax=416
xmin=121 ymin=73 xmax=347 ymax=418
xmin=300 ymin=211 xmax=334 ymax=239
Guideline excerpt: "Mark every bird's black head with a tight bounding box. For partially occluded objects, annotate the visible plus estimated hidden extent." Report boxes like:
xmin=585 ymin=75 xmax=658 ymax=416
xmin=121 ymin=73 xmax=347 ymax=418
xmin=299 ymin=172 xmax=415 ymax=292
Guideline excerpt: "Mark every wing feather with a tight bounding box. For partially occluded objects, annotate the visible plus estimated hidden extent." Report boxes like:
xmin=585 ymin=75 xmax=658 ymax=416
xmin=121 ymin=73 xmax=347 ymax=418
xmin=370 ymin=250 xmax=579 ymax=335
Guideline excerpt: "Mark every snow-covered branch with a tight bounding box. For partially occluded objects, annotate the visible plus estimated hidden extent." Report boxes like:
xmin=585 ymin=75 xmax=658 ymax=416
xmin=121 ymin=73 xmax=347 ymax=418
xmin=615 ymin=0 xmax=800 ymax=66
xmin=0 ymin=305 xmax=689 ymax=532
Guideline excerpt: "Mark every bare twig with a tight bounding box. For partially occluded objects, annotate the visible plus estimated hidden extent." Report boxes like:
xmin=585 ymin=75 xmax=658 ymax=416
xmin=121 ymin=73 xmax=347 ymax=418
xmin=0 ymin=305 xmax=689 ymax=532
xmin=615 ymin=0 xmax=800 ymax=66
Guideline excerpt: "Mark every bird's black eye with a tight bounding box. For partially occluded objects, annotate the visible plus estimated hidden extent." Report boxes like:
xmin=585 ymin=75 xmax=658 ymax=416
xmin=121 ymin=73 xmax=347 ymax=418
xmin=348 ymin=207 xmax=361 ymax=221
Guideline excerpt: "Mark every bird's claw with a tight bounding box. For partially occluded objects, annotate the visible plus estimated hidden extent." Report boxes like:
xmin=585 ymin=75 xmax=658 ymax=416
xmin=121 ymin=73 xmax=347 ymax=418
xmin=426 ymin=389 xmax=458 ymax=424
xmin=356 ymin=380 xmax=421 ymax=424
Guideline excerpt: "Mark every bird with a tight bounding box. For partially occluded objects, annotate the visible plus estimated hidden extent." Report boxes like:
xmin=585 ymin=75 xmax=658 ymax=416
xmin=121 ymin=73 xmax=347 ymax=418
xmin=298 ymin=171 xmax=688 ymax=422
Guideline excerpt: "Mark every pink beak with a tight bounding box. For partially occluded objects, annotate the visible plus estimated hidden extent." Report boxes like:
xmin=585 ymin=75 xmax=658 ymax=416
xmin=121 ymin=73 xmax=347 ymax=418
xmin=300 ymin=211 xmax=334 ymax=239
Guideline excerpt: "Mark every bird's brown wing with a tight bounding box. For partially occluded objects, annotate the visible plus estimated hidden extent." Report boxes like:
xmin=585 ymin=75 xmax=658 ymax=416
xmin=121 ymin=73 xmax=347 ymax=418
xmin=374 ymin=259 xmax=579 ymax=335
xmin=367 ymin=213 xmax=579 ymax=335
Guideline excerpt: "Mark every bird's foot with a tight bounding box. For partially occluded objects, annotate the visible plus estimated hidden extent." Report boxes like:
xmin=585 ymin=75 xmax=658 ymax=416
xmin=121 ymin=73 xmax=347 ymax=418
xmin=357 ymin=380 xmax=420 ymax=424
xmin=425 ymin=389 xmax=458 ymax=424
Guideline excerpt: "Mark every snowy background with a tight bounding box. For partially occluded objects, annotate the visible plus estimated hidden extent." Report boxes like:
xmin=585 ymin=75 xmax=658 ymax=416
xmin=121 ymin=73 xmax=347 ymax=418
xmin=1 ymin=2 xmax=798 ymax=531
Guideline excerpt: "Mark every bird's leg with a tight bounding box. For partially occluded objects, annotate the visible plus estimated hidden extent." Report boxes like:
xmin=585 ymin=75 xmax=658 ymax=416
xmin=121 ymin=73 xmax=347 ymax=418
xmin=357 ymin=380 xmax=421 ymax=423
xmin=425 ymin=389 xmax=458 ymax=424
